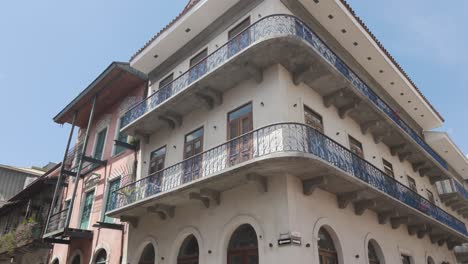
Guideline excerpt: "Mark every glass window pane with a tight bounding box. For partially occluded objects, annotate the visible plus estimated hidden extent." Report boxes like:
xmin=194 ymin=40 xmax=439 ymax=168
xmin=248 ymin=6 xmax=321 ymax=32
xmin=190 ymin=49 xmax=208 ymax=67
xmin=186 ymin=128 xmax=204 ymax=142
xmin=104 ymin=178 xmax=121 ymax=223
xmin=94 ymin=128 xmax=107 ymax=160
xmin=228 ymin=17 xmax=251 ymax=40
xmin=80 ymin=190 xmax=95 ymax=229
xmin=159 ymin=74 xmax=174 ymax=89
xmin=228 ymin=104 xmax=252 ymax=122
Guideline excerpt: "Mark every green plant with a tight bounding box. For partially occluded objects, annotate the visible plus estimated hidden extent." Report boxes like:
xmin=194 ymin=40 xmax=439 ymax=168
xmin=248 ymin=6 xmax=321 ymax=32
xmin=0 ymin=232 xmax=16 ymax=254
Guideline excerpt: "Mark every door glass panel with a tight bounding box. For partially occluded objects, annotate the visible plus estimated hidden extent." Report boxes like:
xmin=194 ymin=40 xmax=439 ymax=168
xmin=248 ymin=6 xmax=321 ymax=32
xmin=94 ymin=128 xmax=107 ymax=160
xmin=248 ymin=255 xmax=258 ymax=264
xmin=149 ymin=147 xmax=166 ymax=174
xmin=104 ymin=179 xmax=121 ymax=223
xmin=304 ymin=106 xmax=323 ymax=132
xmin=228 ymin=104 xmax=252 ymax=122
xmin=229 ymin=255 xmax=242 ymax=264
xmin=114 ymin=116 xmax=128 ymax=155
xmin=80 ymin=190 xmax=95 ymax=229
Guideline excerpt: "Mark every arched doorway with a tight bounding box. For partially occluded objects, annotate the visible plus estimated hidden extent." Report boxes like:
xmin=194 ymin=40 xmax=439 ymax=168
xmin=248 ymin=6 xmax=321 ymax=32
xmin=427 ymin=256 xmax=435 ymax=264
xmin=368 ymin=241 xmax=384 ymax=264
xmin=227 ymin=224 xmax=258 ymax=264
xmin=318 ymin=228 xmax=338 ymax=264
xmin=94 ymin=249 xmax=107 ymax=264
xmin=138 ymin=244 xmax=155 ymax=264
xmin=51 ymin=259 xmax=59 ymax=264
xmin=177 ymin=235 xmax=199 ymax=264
xmin=71 ymin=255 xmax=80 ymax=264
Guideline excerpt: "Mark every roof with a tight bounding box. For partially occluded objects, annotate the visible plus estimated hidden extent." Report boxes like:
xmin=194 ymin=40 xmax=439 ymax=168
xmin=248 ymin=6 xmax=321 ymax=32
xmin=54 ymin=62 xmax=148 ymax=126
xmin=0 ymin=164 xmax=43 ymax=176
xmin=129 ymin=0 xmax=443 ymax=122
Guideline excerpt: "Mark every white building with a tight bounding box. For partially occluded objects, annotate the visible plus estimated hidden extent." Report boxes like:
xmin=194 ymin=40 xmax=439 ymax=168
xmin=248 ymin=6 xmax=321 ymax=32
xmin=106 ymin=0 xmax=468 ymax=263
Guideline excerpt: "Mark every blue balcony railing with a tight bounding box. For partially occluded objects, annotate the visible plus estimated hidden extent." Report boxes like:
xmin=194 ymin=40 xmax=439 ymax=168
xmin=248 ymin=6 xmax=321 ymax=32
xmin=109 ymin=123 xmax=466 ymax=236
xmin=121 ymin=15 xmax=447 ymax=171
xmin=437 ymin=179 xmax=468 ymax=201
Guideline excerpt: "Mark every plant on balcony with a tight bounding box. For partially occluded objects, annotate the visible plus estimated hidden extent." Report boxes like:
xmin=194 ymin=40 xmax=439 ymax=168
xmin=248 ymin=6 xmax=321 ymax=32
xmin=0 ymin=232 xmax=16 ymax=254
xmin=0 ymin=218 xmax=40 ymax=254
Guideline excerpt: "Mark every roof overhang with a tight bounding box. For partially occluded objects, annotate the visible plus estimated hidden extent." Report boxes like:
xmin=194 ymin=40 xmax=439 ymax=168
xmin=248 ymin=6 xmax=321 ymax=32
xmin=295 ymin=0 xmax=444 ymax=130
xmin=130 ymin=0 xmax=241 ymax=74
xmin=424 ymin=131 xmax=468 ymax=179
xmin=54 ymin=62 xmax=148 ymax=127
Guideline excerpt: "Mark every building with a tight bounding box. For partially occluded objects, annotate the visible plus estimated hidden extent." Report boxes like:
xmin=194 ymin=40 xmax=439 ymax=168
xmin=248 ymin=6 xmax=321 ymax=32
xmin=0 ymin=164 xmax=44 ymax=205
xmin=0 ymin=163 xmax=60 ymax=264
xmin=45 ymin=0 xmax=468 ymax=264
xmin=43 ymin=62 xmax=147 ymax=264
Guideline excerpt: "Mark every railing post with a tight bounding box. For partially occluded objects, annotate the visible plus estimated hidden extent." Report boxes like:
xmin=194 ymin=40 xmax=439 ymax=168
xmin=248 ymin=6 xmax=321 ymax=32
xmin=44 ymin=111 xmax=77 ymax=235
xmin=64 ymin=95 xmax=98 ymax=229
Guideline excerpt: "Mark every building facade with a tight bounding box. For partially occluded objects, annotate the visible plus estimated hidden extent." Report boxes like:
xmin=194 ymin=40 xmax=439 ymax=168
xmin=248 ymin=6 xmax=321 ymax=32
xmin=45 ymin=0 xmax=468 ymax=264
xmin=0 ymin=164 xmax=59 ymax=264
xmin=43 ymin=63 xmax=147 ymax=264
xmin=0 ymin=164 xmax=44 ymax=205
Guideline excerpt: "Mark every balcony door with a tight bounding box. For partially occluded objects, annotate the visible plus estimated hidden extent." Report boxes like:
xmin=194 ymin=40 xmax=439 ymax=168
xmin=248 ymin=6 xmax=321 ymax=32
xmin=93 ymin=128 xmax=107 ymax=160
xmin=148 ymin=146 xmax=166 ymax=195
xmin=183 ymin=127 xmax=204 ymax=183
xmin=228 ymin=103 xmax=253 ymax=166
xmin=79 ymin=189 xmax=95 ymax=229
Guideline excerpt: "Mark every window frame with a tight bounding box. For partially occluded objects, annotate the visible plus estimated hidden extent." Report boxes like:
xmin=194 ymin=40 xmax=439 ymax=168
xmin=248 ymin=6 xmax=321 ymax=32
xmin=92 ymin=126 xmax=109 ymax=161
xmin=101 ymin=177 xmax=121 ymax=223
xmin=78 ymin=187 xmax=96 ymax=230
xmin=184 ymin=126 xmax=204 ymax=160
xmin=228 ymin=17 xmax=251 ymax=40
xmin=426 ymin=189 xmax=435 ymax=204
xmin=159 ymin=73 xmax=174 ymax=89
xmin=348 ymin=135 xmax=364 ymax=158
xmin=406 ymin=176 xmax=417 ymax=193
xmin=112 ymin=115 xmax=129 ymax=157
xmin=303 ymin=105 xmax=324 ymax=132
xmin=382 ymin=158 xmax=394 ymax=178
xmin=189 ymin=48 xmax=208 ymax=68
xmin=148 ymin=145 xmax=167 ymax=175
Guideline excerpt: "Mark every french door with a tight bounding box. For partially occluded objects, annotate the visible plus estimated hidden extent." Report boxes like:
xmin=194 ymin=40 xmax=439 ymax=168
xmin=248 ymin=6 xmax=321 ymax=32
xmin=227 ymin=248 xmax=258 ymax=264
xmin=228 ymin=103 xmax=253 ymax=166
xmin=183 ymin=128 xmax=204 ymax=183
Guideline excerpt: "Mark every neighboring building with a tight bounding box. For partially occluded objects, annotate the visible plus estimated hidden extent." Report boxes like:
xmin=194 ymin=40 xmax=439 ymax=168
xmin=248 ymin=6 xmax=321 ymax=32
xmin=0 ymin=163 xmax=60 ymax=264
xmin=45 ymin=1 xmax=468 ymax=264
xmin=0 ymin=164 xmax=44 ymax=205
xmin=43 ymin=62 xmax=147 ymax=264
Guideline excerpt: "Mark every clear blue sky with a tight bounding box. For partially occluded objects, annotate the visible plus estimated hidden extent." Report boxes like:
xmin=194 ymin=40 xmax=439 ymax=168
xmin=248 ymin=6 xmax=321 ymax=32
xmin=0 ymin=0 xmax=466 ymax=168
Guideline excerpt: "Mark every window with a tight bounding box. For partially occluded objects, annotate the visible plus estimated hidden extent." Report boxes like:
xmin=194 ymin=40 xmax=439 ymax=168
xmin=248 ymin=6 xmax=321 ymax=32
xmin=228 ymin=17 xmax=251 ymax=40
xmin=407 ymin=176 xmax=417 ymax=192
xmin=177 ymin=235 xmax=199 ymax=264
xmin=401 ymin=255 xmax=412 ymax=264
xmin=95 ymin=249 xmax=107 ymax=264
xmin=227 ymin=224 xmax=258 ymax=264
xmin=183 ymin=127 xmax=204 ymax=183
xmin=304 ymin=106 xmax=323 ymax=132
xmin=228 ymin=17 xmax=251 ymax=57
xmin=318 ymin=228 xmax=338 ymax=264
xmin=71 ymin=255 xmax=81 ymax=264
xmin=228 ymin=103 xmax=253 ymax=165
xmin=51 ymin=259 xmax=59 ymax=264
xmin=368 ymin=241 xmax=383 ymax=264
xmin=114 ymin=116 xmax=128 ymax=156
xmin=159 ymin=73 xmax=174 ymax=89
xmin=93 ymin=128 xmax=108 ymax=160
xmin=190 ymin=49 xmax=208 ymax=67
xmin=104 ymin=178 xmax=121 ymax=223
xmin=138 ymin=244 xmax=155 ymax=264
xmin=382 ymin=159 xmax=394 ymax=178
xmin=348 ymin=136 xmax=364 ymax=158
xmin=79 ymin=189 xmax=95 ymax=229
xmin=149 ymin=147 xmax=167 ymax=175
xmin=427 ymin=189 xmax=435 ymax=204
xmin=427 ymin=256 xmax=435 ymax=264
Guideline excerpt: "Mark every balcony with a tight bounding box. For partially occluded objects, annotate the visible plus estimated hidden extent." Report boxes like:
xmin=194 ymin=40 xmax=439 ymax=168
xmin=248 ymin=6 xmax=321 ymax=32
xmin=121 ymin=15 xmax=448 ymax=183
xmin=437 ymin=179 xmax=468 ymax=218
xmin=43 ymin=207 xmax=92 ymax=241
xmin=108 ymin=122 xmax=467 ymax=245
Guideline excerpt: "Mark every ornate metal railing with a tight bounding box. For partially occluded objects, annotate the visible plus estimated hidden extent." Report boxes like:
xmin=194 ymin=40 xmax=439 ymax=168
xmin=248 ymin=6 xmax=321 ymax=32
xmin=45 ymin=208 xmax=68 ymax=235
xmin=121 ymin=14 xmax=447 ymax=171
xmin=109 ymin=123 xmax=466 ymax=236
xmin=437 ymin=179 xmax=468 ymax=200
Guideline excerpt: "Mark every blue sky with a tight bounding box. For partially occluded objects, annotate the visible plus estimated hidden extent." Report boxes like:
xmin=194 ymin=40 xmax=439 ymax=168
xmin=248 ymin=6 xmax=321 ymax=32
xmin=0 ymin=1 xmax=466 ymax=168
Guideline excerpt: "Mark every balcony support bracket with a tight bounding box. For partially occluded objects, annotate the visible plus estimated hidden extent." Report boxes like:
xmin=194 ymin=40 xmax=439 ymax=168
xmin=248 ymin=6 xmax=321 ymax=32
xmin=120 ymin=216 xmax=138 ymax=228
xmin=302 ymin=176 xmax=328 ymax=196
xmin=338 ymin=101 xmax=361 ymax=119
xmin=200 ymin=188 xmax=221 ymax=206
xmin=408 ymin=224 xmax=428 ymax=236
xmin=159 ymin=112 xmax=183 ymax=130
xmin=82 ymin=156 xmax=107 ymax=167
xmin=189 ymin=192 xmax=210 ymax=208
xmin=135 ymin=131 xmax=150 ymax=144
xmin=373 ymin=131 xmax=391 ymax=145
xmin=337 ymin=191 xmax=362 ymax=209
xmin=245 ymin=63 xmax=263 ymax=83
xmin=247 ymin=173 xmax=268 ymax=193
xmin=377 ymin=210 xmax=399 ymax=225
xmin=398 ymin=152 xmax=413 ymax=163
xmin=360 ymin=120 xmax=381 ymax=135
xmin=323 ymin=88 xmax=347 ymax=108
xmin=390 ymin=216 xmax=408 ymax=229
xmin=390 ymin=144 xmax=408 ymax=156
xmin=292 ymin=65 xmax=311 ymax=86
xmin=412 ymin=161 xmax=428 ymax=173
xmin=147 ymin=204 xmax=175 ymax=220
xmin=354 ymin=199 xmax=377 ymax=216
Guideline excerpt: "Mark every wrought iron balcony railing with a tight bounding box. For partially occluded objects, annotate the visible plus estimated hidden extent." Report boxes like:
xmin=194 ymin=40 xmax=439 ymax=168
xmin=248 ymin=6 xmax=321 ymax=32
xmin=121 ymin=14 xmax=447 ymax=171
xmin=437 ymin=179 xmax=468 ymax=200
xmin=44 ymin=208 xmax=68 ymax=235
xmin=109 ymin=123 xmax=466 ymax=236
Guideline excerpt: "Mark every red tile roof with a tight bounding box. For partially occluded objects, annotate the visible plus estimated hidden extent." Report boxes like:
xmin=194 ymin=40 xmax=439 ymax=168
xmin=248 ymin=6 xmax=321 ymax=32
xmin=130 ymin=0 xmax=443 ymax=122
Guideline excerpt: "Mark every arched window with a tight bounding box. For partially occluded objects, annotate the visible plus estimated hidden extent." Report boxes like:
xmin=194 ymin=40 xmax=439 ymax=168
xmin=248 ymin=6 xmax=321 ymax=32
xmin=427 ymin=256 xmax=435 ymax=264
xmin=71 ymin=255 xmax=81 ymax=264
xmin=95 ymin=249 xmax=107 ymax=264
xmin=318 ymin=228 xmax=338 ymax=264
xmin=177 ymin=235 xmax=199 ymax=264
xmin=368 ymin=242 xmax=381 ymax=264
xmin=51 ymin=259 xmax=59 ymax=264
xmin=227 ymin=224 xmax=258 ymax=264
xmin=138 ymin=244 xmax=155 ymax=264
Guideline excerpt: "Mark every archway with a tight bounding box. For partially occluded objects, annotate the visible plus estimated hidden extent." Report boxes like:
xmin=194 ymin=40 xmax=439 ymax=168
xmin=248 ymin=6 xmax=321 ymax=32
xmin=138 ymin=244 xmax=156 ymax=264
xmin=94 ymin=249 xmax=107 ymax=264
xmin=227 ymin=224 xmax=258 ymax=264
xmin=318 ymin=227 xmax=338 ymax=264
xmin=177 ymin=235 xmax=199 ymax=264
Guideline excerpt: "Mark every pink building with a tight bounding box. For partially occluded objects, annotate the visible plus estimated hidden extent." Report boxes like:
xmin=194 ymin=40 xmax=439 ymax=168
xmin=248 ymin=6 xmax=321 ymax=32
xmin=44 ymin=62 xmax=147 ymax=264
